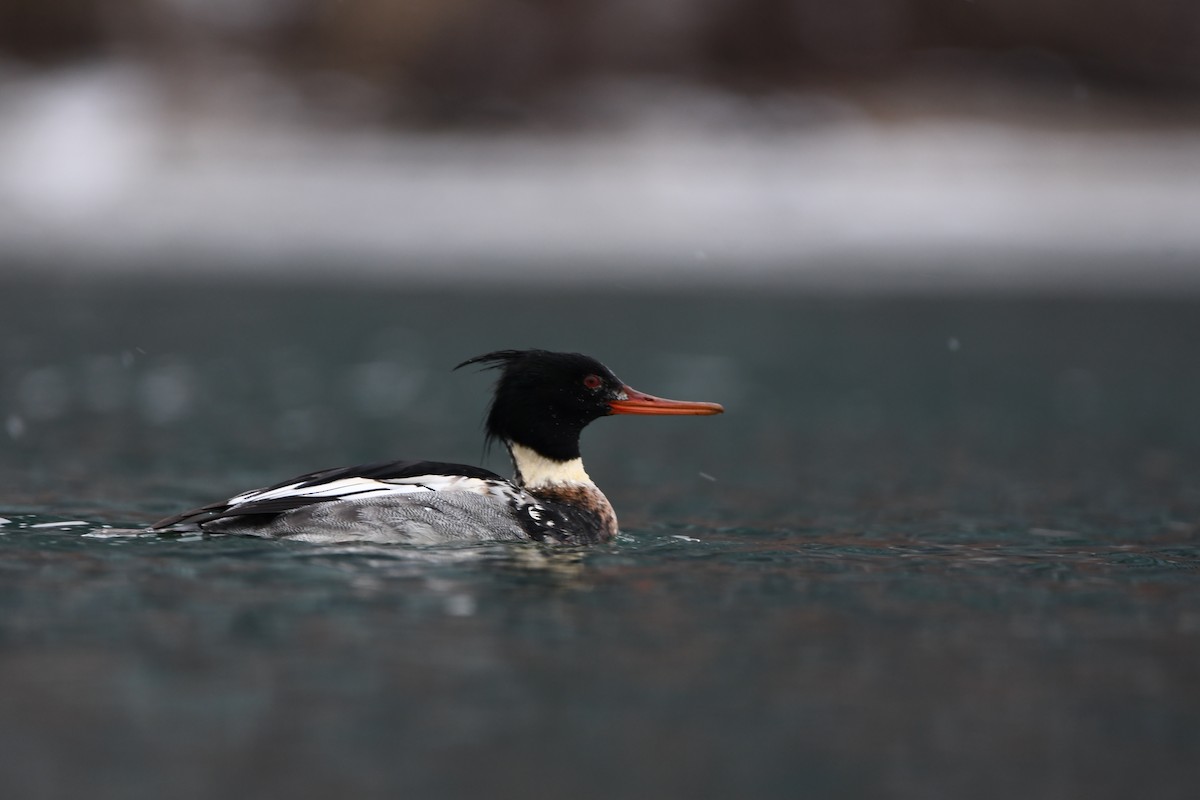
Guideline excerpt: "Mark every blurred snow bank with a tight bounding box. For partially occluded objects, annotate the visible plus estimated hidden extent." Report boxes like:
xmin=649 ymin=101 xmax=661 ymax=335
xmin=2 ymin=64 xmax=1199 ymax=292
xmin=0 ymin=66 xmax=158 ymax=218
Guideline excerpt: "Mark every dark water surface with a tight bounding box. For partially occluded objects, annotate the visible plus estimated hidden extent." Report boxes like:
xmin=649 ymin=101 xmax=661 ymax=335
xmin=3 ymin=275 xmax=1199 ymax=798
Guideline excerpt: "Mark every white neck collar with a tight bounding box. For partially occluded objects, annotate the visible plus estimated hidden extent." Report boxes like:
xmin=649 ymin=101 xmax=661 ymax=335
xmin=507 ymin=442 xmax=593 ymax=488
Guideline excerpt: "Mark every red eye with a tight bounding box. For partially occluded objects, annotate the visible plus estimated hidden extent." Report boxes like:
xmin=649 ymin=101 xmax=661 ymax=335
xmin=583 ymin=374 xmax=603 ymax=390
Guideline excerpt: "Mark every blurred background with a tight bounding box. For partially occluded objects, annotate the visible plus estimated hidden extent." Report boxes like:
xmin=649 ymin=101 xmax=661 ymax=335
xmin=1 ymin=0 xmax=1199 ymax=287
xmin=3 ymin=6 xmax=1200 ymax=800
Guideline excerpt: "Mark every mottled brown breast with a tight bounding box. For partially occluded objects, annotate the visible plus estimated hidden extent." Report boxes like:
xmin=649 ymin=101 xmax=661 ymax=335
xmin=528 ymin=483 xmax=618 ymax=543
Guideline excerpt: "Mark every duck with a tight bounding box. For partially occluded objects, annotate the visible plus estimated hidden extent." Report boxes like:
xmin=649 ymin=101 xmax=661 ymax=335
xmin=151 ymin=349 xmax=724 ymax=544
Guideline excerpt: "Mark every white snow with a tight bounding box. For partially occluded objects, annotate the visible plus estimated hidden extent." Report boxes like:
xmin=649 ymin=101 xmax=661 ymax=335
xmin=2 ymin=64 xmax=1200 ymax=292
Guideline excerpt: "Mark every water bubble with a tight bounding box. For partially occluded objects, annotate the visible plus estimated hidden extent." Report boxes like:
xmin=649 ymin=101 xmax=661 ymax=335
xmin=4 ymin=415 xmax=23 ymax=439
xmin=947 ymin=337 xmax=961 ymax=352
xmin=444 ymin=594 xmax=476 ymax=617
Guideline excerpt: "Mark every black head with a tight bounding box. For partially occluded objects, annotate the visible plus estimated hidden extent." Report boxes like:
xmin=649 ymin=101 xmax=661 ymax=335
xmin=456 ymin=349 xmax=724 ymax=462
xmin=455 ymin=350 xmax=626 ymax=461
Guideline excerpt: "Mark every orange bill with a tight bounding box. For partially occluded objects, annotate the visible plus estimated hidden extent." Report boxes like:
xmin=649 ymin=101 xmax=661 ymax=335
xmin=608 ymin=386 xmax=724 ymax=416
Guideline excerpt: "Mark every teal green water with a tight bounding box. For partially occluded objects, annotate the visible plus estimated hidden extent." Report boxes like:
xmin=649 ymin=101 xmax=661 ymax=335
xmin=3 ymin=276 xmax=1199 ymax=798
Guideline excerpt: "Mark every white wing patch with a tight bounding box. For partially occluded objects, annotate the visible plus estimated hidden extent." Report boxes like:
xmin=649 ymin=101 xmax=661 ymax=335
xmin=226 ymin=474 xmax=510 ymax=509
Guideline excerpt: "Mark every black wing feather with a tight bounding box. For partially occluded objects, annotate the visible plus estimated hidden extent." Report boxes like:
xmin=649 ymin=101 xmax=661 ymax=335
xmin=285 ymin=459 xmax=501 ymax=489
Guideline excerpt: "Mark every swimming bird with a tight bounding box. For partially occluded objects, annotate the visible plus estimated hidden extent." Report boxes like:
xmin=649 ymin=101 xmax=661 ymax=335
xmin=152 ymin=349 xmax=723 ymax=544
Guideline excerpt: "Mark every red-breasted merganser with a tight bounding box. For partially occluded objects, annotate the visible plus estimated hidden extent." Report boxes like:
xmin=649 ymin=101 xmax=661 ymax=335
xmin=152 ymin=350 xmax=723 ymax=544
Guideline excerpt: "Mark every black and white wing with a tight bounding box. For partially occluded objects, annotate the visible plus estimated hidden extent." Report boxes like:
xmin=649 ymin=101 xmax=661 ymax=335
xmin=151 ymin=460 xmax=509 ymax=530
